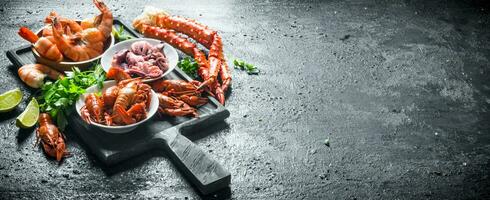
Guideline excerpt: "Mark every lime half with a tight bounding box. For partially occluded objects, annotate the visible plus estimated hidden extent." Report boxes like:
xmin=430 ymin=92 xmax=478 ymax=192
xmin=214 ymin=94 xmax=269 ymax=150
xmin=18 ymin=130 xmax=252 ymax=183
xmin=0 ymin=88 xmax=23 ymax=113
xmin=16 ymin=98 xmax=39 ymax=129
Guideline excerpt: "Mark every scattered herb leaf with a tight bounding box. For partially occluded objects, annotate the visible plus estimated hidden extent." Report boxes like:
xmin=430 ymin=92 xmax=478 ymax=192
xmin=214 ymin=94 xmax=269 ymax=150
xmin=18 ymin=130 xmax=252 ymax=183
xmin=324 ymin=138 xmax=330 ymax=147
xmin=177 ymin=57 xmax=199 ymax=79
xmin=37 ymin=64 xmax=105 ymax=131
xmin=233 ymin=59 xmax=259 ymax=74
xmin=112 ymin=26 xmax=133 ymax=41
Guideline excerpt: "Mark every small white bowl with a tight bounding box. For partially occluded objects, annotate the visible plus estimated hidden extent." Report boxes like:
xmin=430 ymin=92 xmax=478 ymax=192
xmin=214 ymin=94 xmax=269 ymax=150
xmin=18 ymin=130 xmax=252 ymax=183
xmin=100 ymin=38 xmax=178 ymax=82
xmin=75 ymin=80 xmax=159 ymax=134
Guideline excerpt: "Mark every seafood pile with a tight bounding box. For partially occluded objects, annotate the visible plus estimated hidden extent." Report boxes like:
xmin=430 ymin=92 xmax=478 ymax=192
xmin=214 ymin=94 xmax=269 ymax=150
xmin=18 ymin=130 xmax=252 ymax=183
xmin=107 ymin=67 xmax=206 ymax=117
xmin=111 ymin=41 xmax=169 ymax=78
xmin=18 ymin=0 xmax=113 ymax=62
xmin=132 ymin=7 xmax=232 ymax=105
xmin=80 ymin=78 xmax=152 ymax=126
xmin=10 ymin=3 xmax=236 ymax=163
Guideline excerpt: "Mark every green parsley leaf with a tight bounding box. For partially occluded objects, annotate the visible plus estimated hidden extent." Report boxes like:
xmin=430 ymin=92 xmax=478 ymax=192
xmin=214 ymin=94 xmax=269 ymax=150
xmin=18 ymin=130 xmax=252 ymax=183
xmin=177 ymin=57 xmax=199 ymax=79
xmin=112 ymin=26 xmax=133 ymax=42
xmin=37 ymin=64 xmax=105 ymax=131
xmin=233 ymin=59 xmax=259 ymax=75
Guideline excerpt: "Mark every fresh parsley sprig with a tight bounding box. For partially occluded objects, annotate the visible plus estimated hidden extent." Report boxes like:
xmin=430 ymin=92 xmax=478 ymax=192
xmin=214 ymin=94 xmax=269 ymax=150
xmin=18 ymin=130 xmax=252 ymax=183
xmin=233 ymin=59 xmax=259 ymax=74
xmin=177 ymin=57 xmax=199 ymax=79
xmin=112 ymin=26 xmax=133 ymax=42
xmin=37 ymin=64 xmax=105 ymax=130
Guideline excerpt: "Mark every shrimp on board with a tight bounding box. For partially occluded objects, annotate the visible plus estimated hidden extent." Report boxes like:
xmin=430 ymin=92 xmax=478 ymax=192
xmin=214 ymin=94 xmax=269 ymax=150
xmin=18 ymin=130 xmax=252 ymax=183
xmin=17 ymin=0 xmax=113 ymax=62
xmin=18 ymin=64 xmax=64 ymax=88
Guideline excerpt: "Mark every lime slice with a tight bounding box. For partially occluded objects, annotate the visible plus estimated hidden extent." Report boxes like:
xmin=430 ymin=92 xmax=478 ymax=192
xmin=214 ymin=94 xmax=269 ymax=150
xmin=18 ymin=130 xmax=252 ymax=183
xmin=0 ymin=88 xmax=23 ymax=113
xmin=16 ymin=98 xmax=39 ymax=129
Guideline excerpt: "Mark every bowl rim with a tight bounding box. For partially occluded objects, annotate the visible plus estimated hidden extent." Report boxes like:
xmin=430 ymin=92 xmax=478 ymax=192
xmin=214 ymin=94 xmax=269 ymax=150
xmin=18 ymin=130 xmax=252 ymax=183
xmin=100 ymin=37 xmax=178 ymax=81
xmin=32 ymin=24 xmax=115 ymax=65
xmin=75 ymin=80 xmax=159 ymax=130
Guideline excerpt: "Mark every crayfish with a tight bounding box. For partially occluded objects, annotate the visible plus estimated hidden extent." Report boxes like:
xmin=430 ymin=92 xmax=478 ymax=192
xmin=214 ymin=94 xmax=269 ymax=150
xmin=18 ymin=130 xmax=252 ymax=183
xmin=152 ymin=79 xmax=208 ymax=117
xmin=36 ymin=113 xmax=69 ymax=161
xmin=80 ymin=78 xmax=152 ymax=126
xmin=152 ymin=79 xmax=208 ymax=107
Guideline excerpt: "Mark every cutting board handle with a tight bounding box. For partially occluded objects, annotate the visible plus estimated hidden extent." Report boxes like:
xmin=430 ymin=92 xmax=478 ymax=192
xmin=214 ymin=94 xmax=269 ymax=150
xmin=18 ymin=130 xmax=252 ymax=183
xmin=155 ymin=128 xmax=231 ymax=195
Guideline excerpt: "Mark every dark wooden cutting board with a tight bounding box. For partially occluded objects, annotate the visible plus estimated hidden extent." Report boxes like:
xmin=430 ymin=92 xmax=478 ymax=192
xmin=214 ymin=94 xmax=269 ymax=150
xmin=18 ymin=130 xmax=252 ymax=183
xmin=6 ymin=19 xmax=231 ymax=195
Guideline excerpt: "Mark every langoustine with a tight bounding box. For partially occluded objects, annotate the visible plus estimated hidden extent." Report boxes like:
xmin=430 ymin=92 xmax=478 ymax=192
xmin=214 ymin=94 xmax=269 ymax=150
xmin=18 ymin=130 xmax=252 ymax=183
xmin=152 ymin=79 xmax=207 ymax=117
xmin=157 ymin=93 xmax=198 ymax=117
xmin=152 ymin=79 xmax=208 ymax=107
xmin=36 ymin=113 xmax=69 ymax=162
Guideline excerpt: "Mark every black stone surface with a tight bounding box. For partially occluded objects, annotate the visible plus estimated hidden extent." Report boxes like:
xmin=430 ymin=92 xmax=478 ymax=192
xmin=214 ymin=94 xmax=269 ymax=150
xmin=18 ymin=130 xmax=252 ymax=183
xmin=0 ymin=0 xmax=489 ymax=199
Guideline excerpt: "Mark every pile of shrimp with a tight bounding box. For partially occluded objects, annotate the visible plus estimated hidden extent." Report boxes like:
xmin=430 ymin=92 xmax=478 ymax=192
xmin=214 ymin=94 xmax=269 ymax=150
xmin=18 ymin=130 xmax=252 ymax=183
xmin=111 ymin=41 xmax=169 ymax=79
xmin=17 ymin=0 xmax=113 ymax=62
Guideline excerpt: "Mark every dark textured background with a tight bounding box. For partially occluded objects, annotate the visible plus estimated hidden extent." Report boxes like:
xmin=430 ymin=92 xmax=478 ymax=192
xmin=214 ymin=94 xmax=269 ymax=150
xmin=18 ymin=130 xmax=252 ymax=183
xmin=0 ymin=0 xmax=490 ymax=199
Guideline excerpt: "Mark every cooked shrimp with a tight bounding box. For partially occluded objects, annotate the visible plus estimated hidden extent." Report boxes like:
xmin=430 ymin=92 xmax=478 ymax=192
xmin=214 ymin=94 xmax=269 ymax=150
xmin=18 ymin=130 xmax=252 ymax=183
xmin=18 ymin=27 xmax=63 ymax=62
xmin=41 ymin=12 xmax=58 ymax=37
xmin=18 ymin=64 xmax=64 ymax=88
xmin=81 ymin=17 xmax=96 ymax=30
xmin=41 ymin=25 xmax=53 ymax=37
xmin=50 ymin=0 xmax=112 ymax=62
xmin=44 ymin=11 xmax=83 ymax=35
xmin=51 ymin=17 xmax=101 ymax=62
xmin=92 ymin=0 xmax=113 ymax=39
xmin=79 ymin=28 xmax=105 ymax=52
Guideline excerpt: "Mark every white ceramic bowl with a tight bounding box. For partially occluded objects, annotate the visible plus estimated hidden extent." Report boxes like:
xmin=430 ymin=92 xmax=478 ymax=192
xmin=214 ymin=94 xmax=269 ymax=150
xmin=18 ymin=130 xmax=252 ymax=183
xmin=33 ymin=24 xmax=115 ymax=71
xmin=75 ymin=80 xmax=159 ymax=134
xmin=100 ymin=38 xmax=178 ymax=82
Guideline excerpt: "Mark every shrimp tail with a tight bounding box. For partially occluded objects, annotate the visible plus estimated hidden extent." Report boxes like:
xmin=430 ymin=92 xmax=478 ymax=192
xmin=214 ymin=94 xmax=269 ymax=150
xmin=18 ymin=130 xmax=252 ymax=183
xmin=18 ymin=27 xmax=39 ymax=43
xmin=93 ymin=0 xmax=108 ymax=12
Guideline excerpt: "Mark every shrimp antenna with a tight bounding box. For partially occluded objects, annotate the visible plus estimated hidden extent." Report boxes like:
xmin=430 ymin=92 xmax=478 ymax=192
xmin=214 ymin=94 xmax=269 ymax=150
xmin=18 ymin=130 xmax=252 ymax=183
xmin=52 ymin=16 xmax=61 ymax=26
